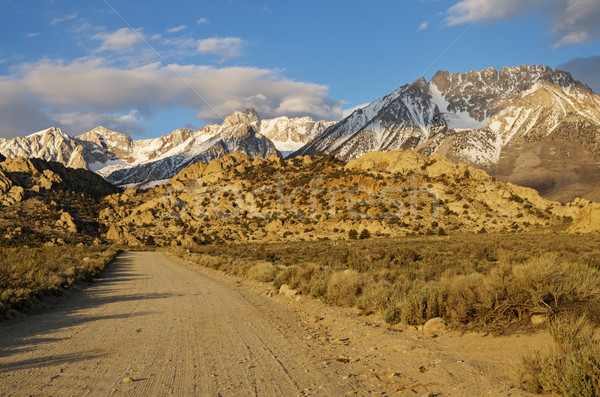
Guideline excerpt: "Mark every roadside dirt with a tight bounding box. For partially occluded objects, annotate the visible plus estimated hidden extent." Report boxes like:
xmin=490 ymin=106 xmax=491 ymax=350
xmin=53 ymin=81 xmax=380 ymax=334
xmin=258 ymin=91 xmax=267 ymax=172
xmin=0 ymin=252 xmax=552 ymax=396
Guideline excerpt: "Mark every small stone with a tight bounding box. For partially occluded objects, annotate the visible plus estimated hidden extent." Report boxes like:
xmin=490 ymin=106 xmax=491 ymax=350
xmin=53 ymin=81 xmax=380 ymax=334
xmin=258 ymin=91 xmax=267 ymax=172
xmin=393 ymin=344 xmax=410 ymax=353
xmin=279 ymin=284 xmax=298 ymax=298
xmin=423 ymin=317 xmax=446 ymax=336
xmin=122 ymin=377 xmax=134 ymax=384
xmin=531 ymin=314 xmax=548 ymax=326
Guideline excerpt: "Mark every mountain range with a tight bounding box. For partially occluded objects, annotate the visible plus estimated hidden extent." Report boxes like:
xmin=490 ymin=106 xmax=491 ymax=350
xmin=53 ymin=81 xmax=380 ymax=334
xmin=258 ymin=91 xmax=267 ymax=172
xmin=1 ymin=64 xmax=599 ymax=201
xmin=0 ymin=109 xmax=332 ymax=187
xmin=295 ymin=65 xmax=600 ymax=201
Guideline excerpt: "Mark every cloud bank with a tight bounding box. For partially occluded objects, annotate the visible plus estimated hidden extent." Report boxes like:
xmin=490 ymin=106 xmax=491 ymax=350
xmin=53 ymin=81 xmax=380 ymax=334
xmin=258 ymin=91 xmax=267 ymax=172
xmin=0 ymin=58 xmax=343 ymax=138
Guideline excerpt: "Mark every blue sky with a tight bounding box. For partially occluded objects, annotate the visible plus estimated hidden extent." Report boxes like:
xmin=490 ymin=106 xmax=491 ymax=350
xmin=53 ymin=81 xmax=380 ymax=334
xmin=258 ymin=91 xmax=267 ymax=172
xmin=1 ymin=0 xmax=599 ymax=139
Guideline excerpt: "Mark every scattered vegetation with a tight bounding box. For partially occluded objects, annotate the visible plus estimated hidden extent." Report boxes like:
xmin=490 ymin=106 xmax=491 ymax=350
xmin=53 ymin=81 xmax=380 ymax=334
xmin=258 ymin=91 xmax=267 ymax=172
xmin=168 ymin=233 xmax=600 ymax=332
xmin=0 ymin=245 xmax=119 ymax=317
xmin=521 ymin=316 xmax=600 ymax=396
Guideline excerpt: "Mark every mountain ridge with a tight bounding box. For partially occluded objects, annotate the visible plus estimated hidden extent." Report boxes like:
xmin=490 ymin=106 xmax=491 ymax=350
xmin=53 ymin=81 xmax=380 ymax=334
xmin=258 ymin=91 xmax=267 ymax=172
xmin=293 ymin=64 xmax=600 ymax=201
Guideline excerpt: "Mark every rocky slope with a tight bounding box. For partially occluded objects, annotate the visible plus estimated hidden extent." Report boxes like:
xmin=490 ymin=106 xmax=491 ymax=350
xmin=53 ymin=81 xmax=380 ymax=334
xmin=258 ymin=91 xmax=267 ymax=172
xmin=294 ymin=65 xmax=600 ymax=201
xmin=0 ymin=156 xmax=121 ymax=245
xmin=98 ymin=149 xmax=581 ymax=247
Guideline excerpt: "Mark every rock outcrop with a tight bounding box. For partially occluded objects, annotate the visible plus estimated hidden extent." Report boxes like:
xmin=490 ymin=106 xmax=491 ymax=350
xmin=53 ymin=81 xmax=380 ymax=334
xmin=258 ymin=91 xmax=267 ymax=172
xmin=99 ymin=149 xmax=581 ymax=246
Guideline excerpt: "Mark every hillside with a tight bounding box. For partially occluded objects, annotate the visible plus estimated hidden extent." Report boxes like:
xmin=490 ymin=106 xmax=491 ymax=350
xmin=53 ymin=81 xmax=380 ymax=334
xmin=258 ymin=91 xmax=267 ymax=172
xmin=0 ymin=156 xmax=121 ymax=246
xmin=98 ymin=150 xmax=581 ymax=247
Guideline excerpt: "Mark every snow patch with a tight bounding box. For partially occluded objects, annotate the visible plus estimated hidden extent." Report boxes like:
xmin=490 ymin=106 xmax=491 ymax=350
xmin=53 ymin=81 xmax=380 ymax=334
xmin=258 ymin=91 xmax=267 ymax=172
xmin=430 ymin=83 xmax=488 ymax=129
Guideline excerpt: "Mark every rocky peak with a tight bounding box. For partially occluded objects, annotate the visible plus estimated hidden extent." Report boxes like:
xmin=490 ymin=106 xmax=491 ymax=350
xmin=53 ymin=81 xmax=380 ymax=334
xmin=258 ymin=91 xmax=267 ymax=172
xmin=408 ymin=77 xmax=430 ymax=93
xmin=166 ymin=129 xmax=194 ymax=146
xmin=431 ymin=65 xmax=579 ymax=97
xmin=223 ymin=108 xmax=261 ymax=129
xmin=78 ymin=126 xmax=134 ymax=153
xmin=427 ymin=64 xmax=581 ymax=123
xmin=221 ymin=123 xmax=255 ymax=141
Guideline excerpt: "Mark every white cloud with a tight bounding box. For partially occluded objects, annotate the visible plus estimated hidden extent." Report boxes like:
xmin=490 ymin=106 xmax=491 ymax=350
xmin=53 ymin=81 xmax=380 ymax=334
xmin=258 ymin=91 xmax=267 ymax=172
xmin=92 ymin=28 xmax=144 ymax=51
xmin=445 ymin=0 xmax=537 ymax=26
xmin=167 ymin=25 xmax=187 ymax=33
xmin=417 ymin=21 xmax=429 ymax=32
xmin=445 ymin=0 xmax=600 ymax=46
xmin=51 ymin=12 xmax=77 ymax=25
xmin=196 ymin=37 xmax=243 ymax=59
xmin=25 ymin=32 xmax=39 ymax=38
xmin=0 ymin=58 xmax=343 ymax=137
xmin=196 ymin=18 xmax=209 ymax=25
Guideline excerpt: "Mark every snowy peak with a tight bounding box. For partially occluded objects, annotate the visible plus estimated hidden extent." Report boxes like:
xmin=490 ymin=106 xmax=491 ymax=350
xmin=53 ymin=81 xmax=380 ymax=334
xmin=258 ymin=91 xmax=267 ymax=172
xmin=27 ymin=126 xmax=67 ymax=139
xmin=0 ymin=108 xmax=328 ymax=188
xmin=78 ymin=126 xmax=134 ymax=162
xmin=104 ymin=109 xmax=281 ymax=186
xmin=1 ymin=126 xmax=88 ymax=169
xmin=258 ymin=115 xmax=334 ymax=153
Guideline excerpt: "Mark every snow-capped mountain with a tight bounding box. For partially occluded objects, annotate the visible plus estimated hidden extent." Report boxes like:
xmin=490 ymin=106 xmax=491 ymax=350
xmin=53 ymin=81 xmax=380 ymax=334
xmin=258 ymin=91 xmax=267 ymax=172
xmin=105 ymin=109 xmax=280 ymax=186
xmin=259 ymin=115 xmax=333 ymax=155
xmin=0 ymin=127 xmax=92 ymax=169
xmin=0 ymin=109 xmax=328 ymax=186
xmin=294 ymin=65 xmax=600 ymax=201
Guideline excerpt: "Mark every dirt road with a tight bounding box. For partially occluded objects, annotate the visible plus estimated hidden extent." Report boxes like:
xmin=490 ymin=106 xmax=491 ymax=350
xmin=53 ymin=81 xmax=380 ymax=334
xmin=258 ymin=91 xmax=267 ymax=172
xmin=1 ymin=251 xmax=551 ymax=396
xmin=0 ymin=252 xmax=362 ymax=396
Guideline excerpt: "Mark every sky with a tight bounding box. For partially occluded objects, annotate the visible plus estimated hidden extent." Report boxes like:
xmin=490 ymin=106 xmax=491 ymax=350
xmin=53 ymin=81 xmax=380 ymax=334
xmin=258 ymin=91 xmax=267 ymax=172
xmin=1 ymin=0 xmax=599 ymax=139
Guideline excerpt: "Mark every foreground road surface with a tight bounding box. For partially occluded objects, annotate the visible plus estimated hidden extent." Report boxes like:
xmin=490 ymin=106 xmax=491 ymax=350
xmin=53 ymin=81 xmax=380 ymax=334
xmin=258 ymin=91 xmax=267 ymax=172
xmin=0 ymin=252 xmax=360 ymax=396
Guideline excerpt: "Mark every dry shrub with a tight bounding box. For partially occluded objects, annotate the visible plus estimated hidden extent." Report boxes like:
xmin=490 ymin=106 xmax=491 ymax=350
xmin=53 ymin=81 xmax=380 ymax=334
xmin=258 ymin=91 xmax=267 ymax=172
xmin=292 ymin=264 xmax=319 ymax=295
xmin=398 ymin=283 xmax=445 ymax=325
xmin=272 ymin=263 xmax=321 ymax=294
xmin=326 ymin=270 xmax=365 ymax=307
xmin=521 ymin=316 xmax=600 ymax=396
xmin=273 ymin=266 xmax=297 ymax=290
xmin=170 ymin=234 xmax=600 ymax=332
xmin=195 ymin=254 xmax=224 ymax=270
xmin=356 ymin=281 xmax=400 ymax=315
xmin=494 ymin=255 xmax=600 ymax=326
xmin=0 ymin=245 xmax=118 ymax=316
xmin=383 ymin=305 xmax=402 ymax=325
xmin=310 ymin=277 xmax=329 ymax=299
xmin=438 ymin=272 xmax=491 ymax=324
xmin=246 ymin=261 xmax=277 ymax=283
